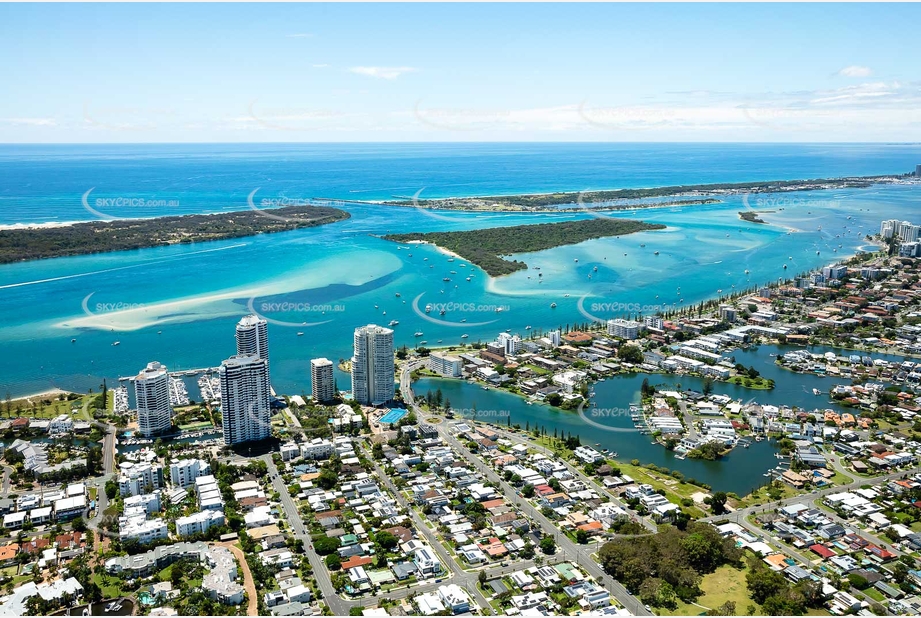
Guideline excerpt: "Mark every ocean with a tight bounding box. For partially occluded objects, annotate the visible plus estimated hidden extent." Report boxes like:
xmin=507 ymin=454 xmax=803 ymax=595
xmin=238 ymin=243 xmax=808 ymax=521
xmin=1 ymin=142 xmax=920 ymax=398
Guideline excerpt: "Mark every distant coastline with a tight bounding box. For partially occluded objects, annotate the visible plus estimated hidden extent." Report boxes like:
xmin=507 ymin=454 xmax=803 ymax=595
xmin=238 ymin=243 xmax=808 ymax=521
xmin=360 ymin=173 xmax=916 ymax=213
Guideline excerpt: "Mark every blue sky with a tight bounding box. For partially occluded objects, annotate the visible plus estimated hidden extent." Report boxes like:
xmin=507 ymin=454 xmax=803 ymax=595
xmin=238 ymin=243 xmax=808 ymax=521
xmin=1 ymin=3 xmax=919 ymax=142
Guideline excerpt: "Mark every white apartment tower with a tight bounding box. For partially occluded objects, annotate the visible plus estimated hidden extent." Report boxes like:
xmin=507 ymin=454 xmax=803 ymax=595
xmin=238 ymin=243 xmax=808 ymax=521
xmin=219 ymin=354 xmax=272 ymax=445
xmin=310 ymin=358 xmax=336 ymax=403
xmin=134 ymin=361 xmax=172 ymax=437
xmin=236 ymin=314 xmax=269 ymax=363
xmin=351 ymin=324 xmax=395 ymax=406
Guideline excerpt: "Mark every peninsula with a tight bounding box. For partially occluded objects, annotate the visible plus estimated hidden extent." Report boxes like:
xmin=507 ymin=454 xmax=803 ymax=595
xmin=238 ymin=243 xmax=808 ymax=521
xmin=0 ymin=205 xmax=351 ymax=264
xmin=384 ymin=218 xmax=665 ymax=276
xmin=380 ymin=174 xmax=911 ymax=213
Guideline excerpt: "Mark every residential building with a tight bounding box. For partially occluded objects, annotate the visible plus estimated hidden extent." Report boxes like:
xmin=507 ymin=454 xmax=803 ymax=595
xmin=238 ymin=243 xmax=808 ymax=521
xmin=176 ymin=510 xmax=225 ymax=538
xmin=219 ymin=354 xmax=272 ymax=445
xmin=606 ymin=318 xmax=642 ymax=340
xmin=236 ymin=314 xmax=269 ymax=364
xmin=428 ymin=351 xmax=463 ymax=378
xmin=310 ymin=358 xmax=336 ymax=403
xmin=169 ymin=458 xmax=211 ymax=489
xmin=135 ymin=361 xmax=172 ymax=437
xmin=351 ymin=324 xmax=395 ymax=406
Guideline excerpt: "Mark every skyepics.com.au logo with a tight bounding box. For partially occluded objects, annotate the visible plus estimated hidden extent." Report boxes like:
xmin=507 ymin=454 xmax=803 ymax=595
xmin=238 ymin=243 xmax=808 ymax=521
xmin=245 ymin=296 xmax=344 ymax=329
xmin=451 ymin=408 xmax=511 ymax=419
xmin=82 ymin=188 xmax=180 ymax=221
xmin=81 ymin=292 xmax=147 ymax=318
xmin=411 ymin=293 xmax=504 ymax=328
xmin=741 ymin=193 xmax=841 ymax=211
xmin=246 ymin=188 xmax=347 ymax=224
xmin=413 ymin=99 xmax=512 ymax=132
xmin=576 ymin=295 xmax=673 ymax=324
xmin=247 ymin=100 xmax=349 ymax=132
xmin=576 ymin=400 xmax=640 ymax=434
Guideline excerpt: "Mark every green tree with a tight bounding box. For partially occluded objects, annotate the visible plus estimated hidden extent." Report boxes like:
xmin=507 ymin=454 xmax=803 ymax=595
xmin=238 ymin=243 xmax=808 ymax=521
xmin=539 ymin=537 xmax=556 ymax=555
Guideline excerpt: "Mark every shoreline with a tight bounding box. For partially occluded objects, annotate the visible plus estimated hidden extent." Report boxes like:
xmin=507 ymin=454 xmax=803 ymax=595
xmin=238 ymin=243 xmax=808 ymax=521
xmin=371 ymin=174 xmax=916 ymax=210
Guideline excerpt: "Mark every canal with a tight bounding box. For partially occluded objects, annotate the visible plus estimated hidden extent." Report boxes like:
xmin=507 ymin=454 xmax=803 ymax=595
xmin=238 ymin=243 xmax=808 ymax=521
xmin=414 ymin=343 xmax=908 ymax=495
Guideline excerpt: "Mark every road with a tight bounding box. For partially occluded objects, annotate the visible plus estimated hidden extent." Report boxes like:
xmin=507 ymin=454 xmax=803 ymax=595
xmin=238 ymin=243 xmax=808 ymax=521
xmin=363 ymin=444 xmax=494 ymax=612
xmin=266 ymin=450 xmax=569 ymax=615
xmin=263 ymin=454 xmax=349 ymax=616
xmin=481 ymin=423 xmax=658 ymax=535
xmin=702 ymin=465 xmax=921 ymax=524
xmin=400 ymin=360 xmax=652 ymax=616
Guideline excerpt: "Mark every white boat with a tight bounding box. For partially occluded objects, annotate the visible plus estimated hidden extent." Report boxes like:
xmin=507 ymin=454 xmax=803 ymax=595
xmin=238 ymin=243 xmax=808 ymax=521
xmin=461 ymin=334 xmax=468 ymax=338
xmin=813 ymin=388 xmax=822 ymax=396
xmin=414 ymin=332 xmax=424 ymax=337
xmin=389 ymin=320 xmax=399 ymax=326
xmin=111 ymin=341 xmax=120 ymax=346
xmin=550 ymin=303 xmax=557 ymax=308
xmin=297 ymin=332 xmax=304 ymax=336
xmin=466 ymin=277 xmax=471 ymax=281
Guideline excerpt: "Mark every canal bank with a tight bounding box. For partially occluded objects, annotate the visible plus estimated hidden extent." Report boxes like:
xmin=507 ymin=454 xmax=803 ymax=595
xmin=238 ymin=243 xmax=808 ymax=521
xmin=414 ymin=342 xmax=911 ymax=495
xmin=415 ymin=374 xmax=780 ymax=496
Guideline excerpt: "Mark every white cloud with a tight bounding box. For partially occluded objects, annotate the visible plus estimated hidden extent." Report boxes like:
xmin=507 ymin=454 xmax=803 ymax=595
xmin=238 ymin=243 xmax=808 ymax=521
xmin=348 ymin=66 xmax=417 ymax=80
xmin=837 ymin=65 xmax=872 ymax=78
xmin=2 ymin=117 xmax=57 ymax=127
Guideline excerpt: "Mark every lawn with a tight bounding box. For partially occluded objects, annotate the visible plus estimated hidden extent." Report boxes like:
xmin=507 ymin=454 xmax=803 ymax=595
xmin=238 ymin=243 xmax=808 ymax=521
xmin=609 ymin=460 xmax=708 ymax=517
xmin=178 ymin=420 xmax=213 ymax=431
xmin=92 ymin=572 xmax=124 ymax=599
xmin=660 ymin=563 xmax=757 ymax=616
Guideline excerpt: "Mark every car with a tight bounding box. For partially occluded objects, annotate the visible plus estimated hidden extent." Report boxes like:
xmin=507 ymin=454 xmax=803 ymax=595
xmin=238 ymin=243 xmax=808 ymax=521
xmin=644 ymin=605 xmax=652 ymax=612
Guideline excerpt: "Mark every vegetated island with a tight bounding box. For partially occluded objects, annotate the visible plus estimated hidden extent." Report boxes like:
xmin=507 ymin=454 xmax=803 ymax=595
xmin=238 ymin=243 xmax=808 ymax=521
xmin=739 ymin=211 xmax=770 ymax=224
xmin=383 ymin=218 xmax=666 ymax=276
xmin=0 ymin=205 xmax=350 ymax=264
xmin=377 ymin=173 xmax=913 ymax=213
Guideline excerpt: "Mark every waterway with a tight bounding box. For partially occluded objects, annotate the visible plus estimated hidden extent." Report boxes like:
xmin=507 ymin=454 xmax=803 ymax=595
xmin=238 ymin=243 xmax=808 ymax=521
xmin=414 ymin=343 xmax=911 ymax=495
xmin=2 ymin=143 xmax=920 ymax=399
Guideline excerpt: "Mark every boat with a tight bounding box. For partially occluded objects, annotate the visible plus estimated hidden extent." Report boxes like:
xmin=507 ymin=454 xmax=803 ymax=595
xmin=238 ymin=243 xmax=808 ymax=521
xmin=525 ymin=325 xmax=531 ymax=330
xmin=466 ymin=277 xmax=471 ymax=281
xmin=395 ymin=292 xmax=401 ymax=297
xmin=437 ymin=339 xmax=442 ymax=343
xmin=448 ymin=257 xmax=455 ymax=262
xmin=574 ymin=258 xmax=579 ymax=262
xmin=111 ymin=341 xmax=120 ymax=346
xmin=654 ymin=251 xmax=659 ymax=255
xmin=71 ymin=338 xmax=76 ymax=343
xmin=425 ymin=304 xmax=432 ymax=313
xmin=593 ymin=266 xmax=598 ymax=272
xmin=388 ymin=320 xmax=399 ymax=326
xmin=495 ymin=307 xmax=503 ymax=313
xmin=450 ymin=270 xmax=457 ymax=274
xmin=382 ymin=311 xmax=387 ymax=315
xmin=563 ymin=293 xmax=570 ymax=297
xmin=420 ymin=340 xmax=427 ymax=345
xmin=297 ymin=332 xmax=304 ymax=336
xmin=414 ymin=332 xmax=424 ymax=337
xmin=813 ymin=388 xmax=822 ymax=396
xmin=461 ymin=318 xmax=467 ymax=323
xmin=443 ymin=277 xmax=451 ymax=282
xmin=550 ymin=302 xmax=557 ymax=308
xmin=461 ymin=334 xmax=469 ymax=338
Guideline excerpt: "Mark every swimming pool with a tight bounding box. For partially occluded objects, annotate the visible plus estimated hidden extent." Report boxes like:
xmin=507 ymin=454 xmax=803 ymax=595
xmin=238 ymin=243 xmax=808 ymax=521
xmin=379 ymin=409 xmax=408 ymax=424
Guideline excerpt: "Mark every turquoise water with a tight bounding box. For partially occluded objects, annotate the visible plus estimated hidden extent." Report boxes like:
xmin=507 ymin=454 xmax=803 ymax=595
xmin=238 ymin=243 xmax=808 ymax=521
xmin=1 ymin=144 xmax=920 ymax=397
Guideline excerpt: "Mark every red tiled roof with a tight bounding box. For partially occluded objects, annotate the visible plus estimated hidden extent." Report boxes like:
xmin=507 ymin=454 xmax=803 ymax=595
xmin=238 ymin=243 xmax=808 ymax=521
xmin=341 ymin=556 xmax=373 ymax=570
xmin=810 ymin=544 xmax=836 ymax=559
